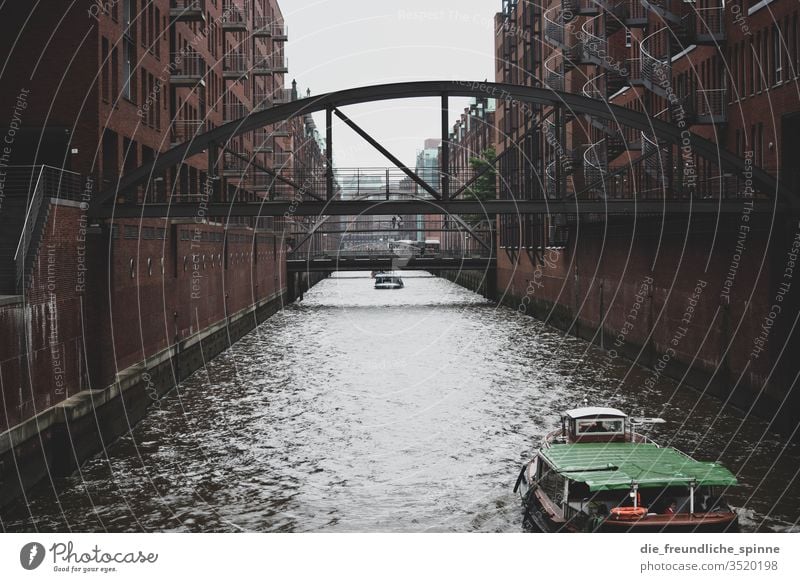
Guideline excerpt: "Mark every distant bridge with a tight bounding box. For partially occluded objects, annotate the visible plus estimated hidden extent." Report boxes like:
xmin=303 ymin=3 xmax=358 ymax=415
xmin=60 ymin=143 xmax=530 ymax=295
xmin=286 ymin=251 xmax=494 ymax=273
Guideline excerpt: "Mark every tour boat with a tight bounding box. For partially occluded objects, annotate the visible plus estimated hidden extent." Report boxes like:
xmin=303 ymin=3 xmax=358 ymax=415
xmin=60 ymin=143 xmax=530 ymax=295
xmin=514 ymin=407 xmax=739 ymax=532
xmin=374 ymin=272 xmax=404 ymax=289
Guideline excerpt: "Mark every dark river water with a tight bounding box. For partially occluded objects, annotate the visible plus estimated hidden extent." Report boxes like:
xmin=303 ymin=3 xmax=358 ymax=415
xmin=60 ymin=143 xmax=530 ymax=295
xmin=2 ymin=273 xmax=799 ymax=532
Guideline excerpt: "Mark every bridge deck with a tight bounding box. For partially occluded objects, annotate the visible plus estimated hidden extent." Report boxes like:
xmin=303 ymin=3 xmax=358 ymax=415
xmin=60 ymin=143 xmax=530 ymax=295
xmin=286 ymin=255 xmax=494 ymax=272
xmin=98 ymin=199 xmax=779 ymax=218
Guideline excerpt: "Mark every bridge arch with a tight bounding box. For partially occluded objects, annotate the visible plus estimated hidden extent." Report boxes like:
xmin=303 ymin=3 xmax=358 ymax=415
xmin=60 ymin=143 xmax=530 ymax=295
xmin=92 ymin=80 xmax=790 ymax=213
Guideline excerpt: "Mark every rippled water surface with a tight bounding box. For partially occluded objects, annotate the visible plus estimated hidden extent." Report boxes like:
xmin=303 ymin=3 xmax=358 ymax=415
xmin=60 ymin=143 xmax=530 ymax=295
xmin=2 ymin=273 xmax=799 ymax=532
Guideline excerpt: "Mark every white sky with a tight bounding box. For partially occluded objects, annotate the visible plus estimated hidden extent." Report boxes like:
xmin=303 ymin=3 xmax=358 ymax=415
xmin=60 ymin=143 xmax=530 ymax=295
xmin=280 ymin=0 xmax=499 ymax=168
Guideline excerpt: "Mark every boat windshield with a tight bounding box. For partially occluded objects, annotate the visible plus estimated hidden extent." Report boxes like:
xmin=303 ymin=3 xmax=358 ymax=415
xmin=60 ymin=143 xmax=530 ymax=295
xmin=575 ymin=419 xmax=625 ymax=435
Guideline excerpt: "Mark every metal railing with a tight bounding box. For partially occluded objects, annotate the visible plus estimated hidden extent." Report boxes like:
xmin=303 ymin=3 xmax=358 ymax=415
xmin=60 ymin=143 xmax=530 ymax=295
xmin=544 ymin=53 xmax=564 ymax=92
xmin=626 ymin=0 xmax=647 ymax=23
xmin=170 ymin=0 xmax=204 ymax=8
xmin=640 ymin=29 xmax=670 ymax=94
xmin=544 ymin=6 xmax=564 ymax=47
xmin=171 ymin=120 xmax=214 ymax=144
xmin=273 ymin=151 xmax=292 ymax=167
xmin=290 ymin=248 xmax=494 ymax=261
xmin=679 ymin=88 xmax=728 ymax=122
xmin=253 ymin=93 xmax=272 ymax=111
xmin=12 ymin=166 xmax=84 ymax=291
xmin=252 ymin=54 xmax=288 ymax=74
xmin=270 ymin=21 xmax=288 ymax=39
xmin=223 ymin=52 xmax=249 ymax=75
xmin=627 ymin=57 xmax=642 ymax=84
xmin=222 ymin=1 xmax=249 ymax=26
xmin=641 ymin=130 xmax=668 ymax=180
xmin=222 ymin=150 xmax=251 ymax=173
xmin=640 ymin=0 xmax=680 ymax=18
xmin=253 ymin=129 xmax=274 ymax=144
xmin=272 ymin=88 xmax=292 ymax=104
xmin=583 ymin=139 xmax=607 ymax=191
xmin=271 ymin=122 xmax=291 ymax=137
xmin=246 ymin=172 xmax=275 ymax=189
xmin=223 ymin=103 xmax=248 ymax=122
xmin=170 ymin=52 xmax=205 ymax=78
xmin=582 ymin=74 xmax=603 ymax=100
xmin=271 ymin=54 xmax=288 ymax=71
xmin=170 ymin=0 xmax=205 ymax=15
xmin=568 ymin=0 xmax=602 ymax=15
xmin=581 ymin=14 xmax=608 ymax=66
xmin=685 ymin=6 xmax=725 ymax=41
xmin=253 ymin=136 xmax=273 ymax=153
xmin=253 ymin=18 xmax=287 ymax=38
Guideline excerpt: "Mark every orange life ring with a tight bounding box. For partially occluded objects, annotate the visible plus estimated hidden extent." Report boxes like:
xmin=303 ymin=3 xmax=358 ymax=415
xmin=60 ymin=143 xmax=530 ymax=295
xmin=610 ymin=506 xmax=648 ymax=519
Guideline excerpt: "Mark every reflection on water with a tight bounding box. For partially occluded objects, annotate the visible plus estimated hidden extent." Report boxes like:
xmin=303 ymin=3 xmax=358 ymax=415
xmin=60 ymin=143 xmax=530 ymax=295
xmin=2 ymin=272 xmax=799 ymax=532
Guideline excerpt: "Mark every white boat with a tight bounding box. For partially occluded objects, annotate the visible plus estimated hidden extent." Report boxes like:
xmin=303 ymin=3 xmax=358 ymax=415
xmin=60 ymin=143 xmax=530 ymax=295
xmin=374 ymin=272 xmax=404 ymax=289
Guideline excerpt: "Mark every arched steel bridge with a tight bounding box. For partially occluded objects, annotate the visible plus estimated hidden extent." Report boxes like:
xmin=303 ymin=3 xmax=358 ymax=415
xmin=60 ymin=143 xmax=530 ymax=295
xmin=90 ymin=80 xmax=791 ymax=219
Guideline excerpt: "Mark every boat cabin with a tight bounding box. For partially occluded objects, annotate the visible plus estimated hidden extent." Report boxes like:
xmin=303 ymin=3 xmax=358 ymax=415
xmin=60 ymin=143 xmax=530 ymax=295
xmin=374 ymin=273 xmax=404 ymax=289
xmin=561 ymin=407 xmax=628 ymax=443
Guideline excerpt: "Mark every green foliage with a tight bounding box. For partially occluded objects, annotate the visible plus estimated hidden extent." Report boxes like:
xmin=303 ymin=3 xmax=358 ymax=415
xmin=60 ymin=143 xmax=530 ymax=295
xmin=461 ymin=147 xmax=496 ymax=225
xmin=464 ymin=146 xmax=497 ymax=202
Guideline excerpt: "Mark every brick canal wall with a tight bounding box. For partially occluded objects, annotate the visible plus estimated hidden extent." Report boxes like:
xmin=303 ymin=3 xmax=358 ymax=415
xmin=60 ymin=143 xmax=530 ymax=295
xmin=438 ymin=270 xmax=495 ymax=300
xmin=488 ymin=215 xmax=800 ymax=437
xmin=0 ymin=200 xmax=303 ymax=509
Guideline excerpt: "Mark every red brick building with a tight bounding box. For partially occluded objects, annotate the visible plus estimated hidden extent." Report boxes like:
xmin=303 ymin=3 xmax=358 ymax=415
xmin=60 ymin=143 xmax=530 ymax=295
xmin=493 ymin=0 xmax=800 ymax=431
xmin=0 ymin=0 xmax=324 ymax=473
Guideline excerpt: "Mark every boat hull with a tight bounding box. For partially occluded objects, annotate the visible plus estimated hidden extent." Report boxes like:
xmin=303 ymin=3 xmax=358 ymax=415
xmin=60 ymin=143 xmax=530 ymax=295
xmin=517 ymin=461 xmax=738 ymax=533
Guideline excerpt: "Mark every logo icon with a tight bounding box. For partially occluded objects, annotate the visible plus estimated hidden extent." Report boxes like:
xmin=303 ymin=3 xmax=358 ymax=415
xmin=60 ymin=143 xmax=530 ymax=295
xmin=20 ymin=542 xmax=46 ymax=570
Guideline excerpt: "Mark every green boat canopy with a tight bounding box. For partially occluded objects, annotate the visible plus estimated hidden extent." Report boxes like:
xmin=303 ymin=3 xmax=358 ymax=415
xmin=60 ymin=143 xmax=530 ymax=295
xmin=541 ymin=442 xmax=738 ymax=492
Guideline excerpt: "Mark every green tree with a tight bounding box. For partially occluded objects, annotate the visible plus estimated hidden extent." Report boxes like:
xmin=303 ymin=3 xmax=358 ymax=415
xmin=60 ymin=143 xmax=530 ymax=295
xmin=462 ymin=147 xmax=496 ymax=225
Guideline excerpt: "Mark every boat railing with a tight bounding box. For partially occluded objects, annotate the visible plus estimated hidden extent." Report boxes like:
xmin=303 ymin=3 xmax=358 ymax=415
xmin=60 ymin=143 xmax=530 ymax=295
xmin=544 ymin=424 xmax=661 ymax=446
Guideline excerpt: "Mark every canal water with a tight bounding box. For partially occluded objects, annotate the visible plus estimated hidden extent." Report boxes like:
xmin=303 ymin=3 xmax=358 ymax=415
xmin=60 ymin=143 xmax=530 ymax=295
xmin=2 ymin=273 xmax=799 ymax=532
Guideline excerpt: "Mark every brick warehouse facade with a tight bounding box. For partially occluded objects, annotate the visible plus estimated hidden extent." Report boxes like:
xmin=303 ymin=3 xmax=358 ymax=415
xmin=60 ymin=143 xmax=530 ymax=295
xmin=0 ymin=0 xmax=327 ymax=504
xmin=492 ymin=0 xmax=800 ymax=435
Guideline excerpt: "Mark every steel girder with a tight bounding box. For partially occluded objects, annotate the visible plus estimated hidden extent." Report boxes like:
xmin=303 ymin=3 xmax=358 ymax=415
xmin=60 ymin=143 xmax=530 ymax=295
xmin=91 ymin=80 xmax=792 ymax=216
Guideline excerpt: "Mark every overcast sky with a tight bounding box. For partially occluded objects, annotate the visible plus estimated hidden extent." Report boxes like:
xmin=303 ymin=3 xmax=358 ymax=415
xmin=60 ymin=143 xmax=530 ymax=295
xmin=280 ymin=0 xmax=499 ymax=168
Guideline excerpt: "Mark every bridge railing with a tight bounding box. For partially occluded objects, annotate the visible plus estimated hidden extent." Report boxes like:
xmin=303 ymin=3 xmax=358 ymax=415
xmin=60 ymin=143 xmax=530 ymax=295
xmin=289 ymin=249 xmax=494 ymax=261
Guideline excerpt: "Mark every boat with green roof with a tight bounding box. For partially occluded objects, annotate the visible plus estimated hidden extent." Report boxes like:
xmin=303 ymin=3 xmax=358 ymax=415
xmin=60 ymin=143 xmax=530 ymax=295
xmin=514 ymin=407 xmax=739 ymax=532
